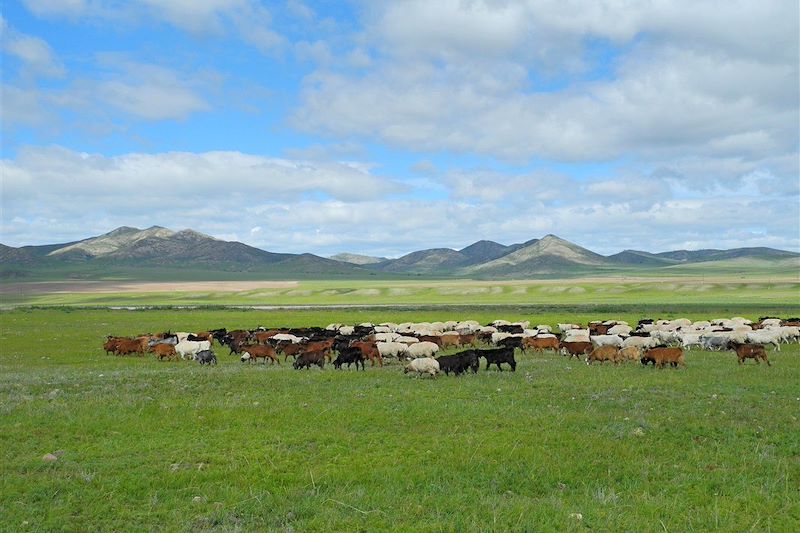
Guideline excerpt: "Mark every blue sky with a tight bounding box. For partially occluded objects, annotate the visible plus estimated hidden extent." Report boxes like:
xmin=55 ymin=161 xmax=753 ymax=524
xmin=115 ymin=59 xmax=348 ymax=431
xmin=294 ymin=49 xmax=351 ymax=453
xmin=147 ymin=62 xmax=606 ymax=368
xmin=2 ymin=1 xmax=798 ymax=257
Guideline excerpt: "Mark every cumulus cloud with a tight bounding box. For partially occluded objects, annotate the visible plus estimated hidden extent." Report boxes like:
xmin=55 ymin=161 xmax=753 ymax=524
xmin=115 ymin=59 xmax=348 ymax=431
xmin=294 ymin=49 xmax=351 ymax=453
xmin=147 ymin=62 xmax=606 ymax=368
xmin=2 ymin=147 xmax=797 ymax=255
xmin=294 ymin=1 xmax=798 ymax=166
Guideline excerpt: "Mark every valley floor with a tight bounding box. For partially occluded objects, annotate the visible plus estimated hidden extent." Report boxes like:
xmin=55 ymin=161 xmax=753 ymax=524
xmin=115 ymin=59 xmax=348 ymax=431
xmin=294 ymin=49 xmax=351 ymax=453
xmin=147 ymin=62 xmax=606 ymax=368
xmin=1 ymin=307 xmax=799 ymax=531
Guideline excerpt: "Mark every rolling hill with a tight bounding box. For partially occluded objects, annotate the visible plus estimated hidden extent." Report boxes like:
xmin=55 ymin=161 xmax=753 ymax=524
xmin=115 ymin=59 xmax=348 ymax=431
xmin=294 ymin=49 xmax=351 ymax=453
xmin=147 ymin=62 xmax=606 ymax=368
xmin=2 ymin=226 xmax=797 ymax=281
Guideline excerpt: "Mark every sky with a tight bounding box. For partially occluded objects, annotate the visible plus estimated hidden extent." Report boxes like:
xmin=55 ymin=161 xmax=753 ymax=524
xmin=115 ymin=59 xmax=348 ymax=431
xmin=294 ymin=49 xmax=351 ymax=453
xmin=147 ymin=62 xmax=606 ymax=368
xmin=1 ymin=0 xmax=799 ymax=258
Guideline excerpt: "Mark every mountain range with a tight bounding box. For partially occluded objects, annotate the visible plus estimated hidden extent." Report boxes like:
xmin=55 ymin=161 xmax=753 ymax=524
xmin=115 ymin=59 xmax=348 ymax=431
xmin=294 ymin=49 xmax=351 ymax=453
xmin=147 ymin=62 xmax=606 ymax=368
xmin=1 ymin=226 xmax=797 ymax=281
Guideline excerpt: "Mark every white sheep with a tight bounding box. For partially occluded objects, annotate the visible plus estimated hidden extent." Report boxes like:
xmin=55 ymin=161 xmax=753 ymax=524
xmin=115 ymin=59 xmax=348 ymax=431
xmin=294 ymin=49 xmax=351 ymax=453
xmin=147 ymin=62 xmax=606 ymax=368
xmin=395 ymin=336 xmax=420 ymax=345
xmin=621 ymin=336 xmax=657 ymax=350
xmin=404 ymin=357 xmax=439 ymax=378
xmin=607 ymin=324 xmax=632 ymax=337
xmin=372 ymin=332 xmax=399 ymax=343
xmin=590 ymin=334 xmax=623 ymax=347
xmin=407 ymin=342 xmax=440 ymax=358
xmin=746 ymin=330 xmax=781 ymax=350
xmin=377 ymin=341 xmax=409 ymax=359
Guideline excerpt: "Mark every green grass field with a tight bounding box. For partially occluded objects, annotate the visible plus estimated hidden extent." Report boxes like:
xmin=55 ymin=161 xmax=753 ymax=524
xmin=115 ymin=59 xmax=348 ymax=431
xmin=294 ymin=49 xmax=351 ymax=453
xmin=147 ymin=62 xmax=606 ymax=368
xmin=2 ymin=307 xmax=799 ymax=531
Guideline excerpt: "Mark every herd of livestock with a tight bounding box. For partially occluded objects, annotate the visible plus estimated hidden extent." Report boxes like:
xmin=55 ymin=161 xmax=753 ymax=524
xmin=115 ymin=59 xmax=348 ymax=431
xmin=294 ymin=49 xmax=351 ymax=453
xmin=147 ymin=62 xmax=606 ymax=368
xmin=102 ymin=315 xmax=799 ymax=376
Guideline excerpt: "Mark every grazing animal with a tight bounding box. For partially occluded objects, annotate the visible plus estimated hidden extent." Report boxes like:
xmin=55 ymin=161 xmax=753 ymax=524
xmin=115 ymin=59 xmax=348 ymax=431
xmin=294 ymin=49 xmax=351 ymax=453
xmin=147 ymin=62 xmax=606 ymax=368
xmin=730 ymin=343 xmax=770 ymax=366
xmin=478 ymin=347 xmax=517 ymax=371
xmin=642 ymin=347 xmax=686 ymax=368
xmin=195 ymin=350 xmax=217 ymax=365
xmin=407 ymin=341 xmax=440 ymax=359
xmin=103 ymin=337 xmax=121 ymax=355
xmin=151 ymin=343 xmax=178 ymax=361
xmin=293 ymin=350 xmax=326 ymax=370
xmin=559 ymin=341 xmax=593 ymax=358
xmin=333 ymin=347 xmax=365 ymax=370
xmin=618 ymin=346 xmax=641 ymax=362
xmin=523 ymin=336 xmax=559 ymax=353
xmin=435 ymin=354 xmax=468 ymax=376
xmin=350 ymin=341 xmax=383 ymax=367
xmin=586 ymin=345 xmax=620 ymax=365
xmin=404 ymin=357 xmax=440 ymax=378
xmin=114 ymin=337 xmax=147 ymax=356
xmin=175 ymin=340 xmax=211 ymax=360
xmin=239 ymin=344 xmax=279 ymax=364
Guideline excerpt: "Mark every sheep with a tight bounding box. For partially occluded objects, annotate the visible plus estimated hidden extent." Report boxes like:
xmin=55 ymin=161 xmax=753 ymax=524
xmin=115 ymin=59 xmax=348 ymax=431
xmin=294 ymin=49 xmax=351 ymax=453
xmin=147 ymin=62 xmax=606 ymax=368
xmin=404 ymin=357 xmax=439 ymax=378
xmin=607 ymin=324 xmax=632 ymax=337
xmin=395 ymin=336 xmax=420 ymax=345
xmin=377 ymin=341 xmax=408 ymax=360
xmin=372 ymin=332 xmax=399 ymax=343
xmin=621 ymin=336 xmax=657 ymax=350
xmin=746 ymin=330 xmax=781 ymax=350
xmin=407 ymin=341 xmax=440 ymax=359
xmin=558 ymin=323 xmax=581 ymax=333
xmin=271 ymin=333 xmax=305 ymax=344
xmin=590 ymin=334 xmax=624 ymax=347
xmin=562 ymin=328 xmax=591 ymax=343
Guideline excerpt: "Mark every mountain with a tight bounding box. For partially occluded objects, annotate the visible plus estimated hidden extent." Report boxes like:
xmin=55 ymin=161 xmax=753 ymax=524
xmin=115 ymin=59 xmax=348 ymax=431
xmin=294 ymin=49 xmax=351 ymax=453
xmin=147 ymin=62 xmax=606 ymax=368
xmin=656 ymin=247 xmax=799 ymax=263
xmin=466 ymin=234 xmax=608 ymax=276
xmin=458 ymin=240 xmax=512 ymax=265
xmin=329 ymin=253 xmax=388 ymax=265
xmin=0 ymin=226 xmax=374 ymax=280
xmin=2 ymin=226 xmax=797 ymax=281
xmin=606 ymin=250 xmax=678 ymax=267
xmin=370 ymin=248 xmax=468 ymax=274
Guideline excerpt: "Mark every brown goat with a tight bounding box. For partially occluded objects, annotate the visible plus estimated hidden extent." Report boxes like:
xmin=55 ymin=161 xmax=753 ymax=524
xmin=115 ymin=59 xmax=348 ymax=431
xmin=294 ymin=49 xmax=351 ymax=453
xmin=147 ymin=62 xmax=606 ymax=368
xmin=559 ymin=341 xmax=593 ymax=359
xmin=524 ymin=336 xmax=560 ymax=353
xmin=349 ymin=341 xmax=383 ymax=367
xmin=150 ymin=343 xmax=178 ymax=361
xmin=587 ymin=345 xmax=620 ymax=365
xmin=240 ymin=344 xmax=280 ymax=364
xmin=643 ymin=347 xmax=686 ymax=368
xmin=731 ymin=343 xmax=770 ymax=366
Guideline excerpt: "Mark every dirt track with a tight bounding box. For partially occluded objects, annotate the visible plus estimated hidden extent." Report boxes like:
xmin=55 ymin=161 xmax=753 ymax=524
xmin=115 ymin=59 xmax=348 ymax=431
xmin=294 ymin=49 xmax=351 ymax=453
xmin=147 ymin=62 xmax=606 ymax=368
xmin=0 ymin=281 xmax=299 ymax=295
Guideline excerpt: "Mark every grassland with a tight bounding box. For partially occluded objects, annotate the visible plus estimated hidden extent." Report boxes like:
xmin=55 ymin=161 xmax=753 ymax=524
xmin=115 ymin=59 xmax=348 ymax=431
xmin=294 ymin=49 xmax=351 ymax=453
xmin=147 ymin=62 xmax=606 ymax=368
xmin=2 ymin=275 xmax=799 ymax=308
xmin=2 ymin=307 xmax=799 ymax=531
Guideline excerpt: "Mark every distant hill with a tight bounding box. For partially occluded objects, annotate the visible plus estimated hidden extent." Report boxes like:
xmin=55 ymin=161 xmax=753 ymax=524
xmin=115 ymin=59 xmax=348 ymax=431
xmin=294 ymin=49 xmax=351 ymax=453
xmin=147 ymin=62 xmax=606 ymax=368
xmin=370 ymin=248 xmax=469 ymax=274
xmin=329 ymin=253 xmax=387 ymax=265
xmin=0 ymin=226 xmax=376 ymax=280
xmin=606 ymin=250 xmax=678 ymax=267
xmin=2 ymin=226 xmax=797 ymax=281
xmin=656 ymin=247 xmax=799 ymax=263
xmin=465 ymin=235 xmax=607 ymax=276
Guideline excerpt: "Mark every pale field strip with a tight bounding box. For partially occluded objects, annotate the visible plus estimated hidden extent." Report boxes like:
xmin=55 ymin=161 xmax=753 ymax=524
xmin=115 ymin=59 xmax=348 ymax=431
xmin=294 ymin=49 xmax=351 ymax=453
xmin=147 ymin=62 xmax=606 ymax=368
xmin=1 ymin=275 xmax=798 ymax=295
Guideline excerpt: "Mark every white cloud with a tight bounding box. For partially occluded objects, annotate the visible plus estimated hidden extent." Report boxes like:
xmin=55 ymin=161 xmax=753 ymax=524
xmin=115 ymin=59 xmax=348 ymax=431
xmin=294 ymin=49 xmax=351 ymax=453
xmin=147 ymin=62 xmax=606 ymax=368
xmin=2 ymin=147 xmax=797 ymax=255
xmin=1 ymin=28 xmax=65 ymax=78
xmin=23 ymin=0 xmax=285 ymax=53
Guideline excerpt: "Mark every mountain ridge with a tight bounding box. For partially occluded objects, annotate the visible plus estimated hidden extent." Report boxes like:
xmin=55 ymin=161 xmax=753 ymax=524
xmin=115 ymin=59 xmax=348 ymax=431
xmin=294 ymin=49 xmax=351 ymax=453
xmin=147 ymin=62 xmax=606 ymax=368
xmin=2 ymin=226 xmax=797 ymax=280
